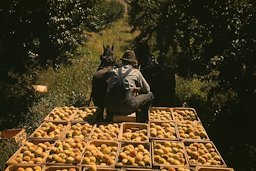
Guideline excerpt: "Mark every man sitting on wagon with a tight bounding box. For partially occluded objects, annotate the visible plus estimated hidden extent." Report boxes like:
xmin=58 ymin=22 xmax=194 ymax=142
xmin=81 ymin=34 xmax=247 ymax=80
xmin=105 ymin=50 xmax=154 ymax=122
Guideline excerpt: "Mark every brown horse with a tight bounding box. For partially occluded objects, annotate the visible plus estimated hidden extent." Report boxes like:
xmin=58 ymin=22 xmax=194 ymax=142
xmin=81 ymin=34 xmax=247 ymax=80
xmin=90 ymin=44 xmax=118 ymax=120
xmin=134 ymin=43 xmax=176 ymax=107
xmin=98 ymin=44 xmax=116 ymax=70
xmin=141 ymin=62 xmax=176 ymax=107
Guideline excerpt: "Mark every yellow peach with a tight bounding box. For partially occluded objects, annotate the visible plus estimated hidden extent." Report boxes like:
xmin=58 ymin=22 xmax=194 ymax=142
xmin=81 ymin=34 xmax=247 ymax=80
xmin=17 ymin=167 xmax=25 ymax=171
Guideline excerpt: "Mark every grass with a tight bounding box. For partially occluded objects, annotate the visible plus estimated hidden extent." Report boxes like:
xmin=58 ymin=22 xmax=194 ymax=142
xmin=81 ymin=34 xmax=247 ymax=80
xmin=0 ymin=139 xmax=19 ymax=171
xmin=83 ymin=16 xmax=139 ymax=62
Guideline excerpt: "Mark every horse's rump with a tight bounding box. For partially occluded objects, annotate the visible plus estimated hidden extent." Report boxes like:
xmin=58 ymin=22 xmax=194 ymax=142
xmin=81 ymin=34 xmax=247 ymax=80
xmin=142 ymin=64 xmax=176 ymax=106
xmin=92 ymin=44 xmax=117 ymax=107
xmin=91 ymin=66 xmax=112 ymax=106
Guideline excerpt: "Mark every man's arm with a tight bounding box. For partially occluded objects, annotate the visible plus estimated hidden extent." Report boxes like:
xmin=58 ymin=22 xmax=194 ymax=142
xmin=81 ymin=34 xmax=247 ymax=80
xmin=137 ymin=71 xmax=150 ymax=93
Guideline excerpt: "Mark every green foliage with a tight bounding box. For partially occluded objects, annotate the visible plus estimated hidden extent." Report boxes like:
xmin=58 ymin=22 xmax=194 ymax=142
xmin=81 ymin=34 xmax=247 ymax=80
xmin=0 ymin=0 xmax=124 ymax=73
xmin=176 ymin=75 xmax=216 ymax=104
xmin=175 ymin=74 xmax=238 ymax=124
xmin=85 ymin=0 xmax=125 ymax=32
xmin=21 ymin=55 xmax=97 ymax=133
xmin=42 ymin=0 xmax=95 ymax=66
xmin=0 ymin=71 xmax=36 ymax=130
xmin=129 ymin=0 xmax=256 ymax=94
xmin=0 ymin=0 xmax=126 ymax=131
xmin=129 ymin=0 xmax=256 ymax=122
xmin=0 ymin=0 xmax=95 ymax=130
xmin=0 ymin=139 xmax=19 ymax=171
xmin=0 ymin=0 xmax=95 ymax=71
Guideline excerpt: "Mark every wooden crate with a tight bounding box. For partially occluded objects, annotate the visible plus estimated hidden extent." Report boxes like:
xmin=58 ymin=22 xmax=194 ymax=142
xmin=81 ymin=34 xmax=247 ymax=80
xmin=171 ymin=108 xmax=200 ymax=122
xmin=176 ymin=121 xmax=210 ymax=141
xmin=195 ymin=166 xmax=234 ymax=171
xmin=6 ymin=139 xmax=55 ymax=165
xmin=149 ymin=121 xmax=178 ymax=141
xmin=113 ymin=113 xmax=137 ymax=123
xmin=46 ymin=139 xmax=87 ymax=165
xmin=81 ymin=140 xmax=120 ymax=168
xmin=119 ymin=122 xmax=149 ymax=143
xmin=29 ymin=122 xmax=70 ymax=140
xmin=97 ymin=169 xmax=121 ymax=171
xmin=160 ymin=166 xmax=195 ymax=171
xmin=95 ymin=168 xmax=121 ymax=171
xmin=0 ymin=128 xmax=27 ymax=146
xmin=5 ymin=164 xmax=45 ymax=171
xmin=152 ymin=140 xmax=189 ymax=168
xmin=149 ymin=107 xmax=173 ymax=122
xmin=90 ymin=123 xmax=121 ymax=141
xmin=122 ymin=168 xmax=158 ymax=171
xmin=72 ymin=107 xmax=97 ymax=123
xmin=183 ymin=140 xmax=227 ymax=168
xmin=44 ymin=107 xmax=76 ymax=122
xmin=82 ymin=166 xmax=121 ymax=171
xmin=116 ymin=141 xmax=152 ymax=169
xmin=45 ymin=165 xmax=81 ymax=171
xmin=65 ymin=122 xmax=95 ymax=140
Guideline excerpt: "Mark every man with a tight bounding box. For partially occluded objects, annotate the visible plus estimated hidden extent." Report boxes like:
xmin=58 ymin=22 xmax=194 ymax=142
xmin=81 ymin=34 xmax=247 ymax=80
xmin=105 ymin=50 xmax=154 ymax=122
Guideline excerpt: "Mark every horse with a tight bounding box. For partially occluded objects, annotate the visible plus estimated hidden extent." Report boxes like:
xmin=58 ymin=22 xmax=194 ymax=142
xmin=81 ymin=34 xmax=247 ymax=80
xmin=98 ymin=44 xmax=116 ymax=70
xmin=90 ymin=44 xmax=117 ymax=120
xmin=141 ymin=62 xmax=176 ymax=107
xmin=134 ymin=43 xmax=176 ymax=107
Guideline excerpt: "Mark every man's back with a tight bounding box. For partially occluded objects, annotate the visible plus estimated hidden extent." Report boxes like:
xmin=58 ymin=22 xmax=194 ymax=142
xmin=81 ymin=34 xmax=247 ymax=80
xmin=105 ymin=50 xmax=154 ymax=122
xmin=105 ymin=65 xmax=135 ymax=115
xmin=107 ymin=65 xmax=150 ymax=94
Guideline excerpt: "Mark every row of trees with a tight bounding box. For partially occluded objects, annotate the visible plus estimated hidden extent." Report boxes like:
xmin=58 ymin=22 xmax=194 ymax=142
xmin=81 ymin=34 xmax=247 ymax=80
xmin=128 ymin=0 xmax=256 ymax=170
xmin=0 ymin=0 xmax=124 ymax=72
xmin=0 ymin=1 xmax=124 ymax=169
xmin=0 ymin=0 xmax=124 ymax=129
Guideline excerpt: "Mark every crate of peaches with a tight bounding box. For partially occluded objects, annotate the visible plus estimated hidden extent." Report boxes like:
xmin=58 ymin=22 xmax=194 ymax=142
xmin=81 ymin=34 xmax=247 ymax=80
xmin=195 ymin=166 xmax=234 ymax=171
xmin=29 ymin=122 xmax=70 ymax=140
xmin=176 ymin=121 xmax=209 ymax=141
xmin=0 ymin=128 xmax=27 ymax=147
xmin=45 ymin=166 xmax=81 ymax=171
xmin=65 ymin=122 xmax=95 ymax=140
xmin=149 ymin=121 xmax=178 ymax=141
xmin=81 ymin=140 xmax=119 ymax=168
xmin=122 ymin=169 xmax=158 ymax=171
xmin=116 ymin=142 xmax=152 ymax=168
xmin=184 ymin=141 xmax=226 ymax=167
xmin=6 ymin=140 xmax=54 ymax=165
xmin=46 ymin=139 xmax=86 ymax=165
xmin=160 ymin=166 xmax=194 ymax=171
xmin=90 ymin=123 xmax=121 ymax=141
xmin=122 ymin=168 xmax=158 ymax=171
xmin=119 ymin=123 xmax=149 ymax=143
xmin=171 ymin=108 xmax=200 ymax=122
xmin=82 ymin=166 xmax=121 ymax=171
xmin=149 ymin=107 xmax=173 ymax=122
xmin=5 ymin=164 xmax=45 ymax=171
xmin=44 ymin=106 xmax=78 ymax=122
xmin=152 ymin=140 xmax=188 ymax=168
xmin=72 ymin=107 xmax=97 ymax=123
